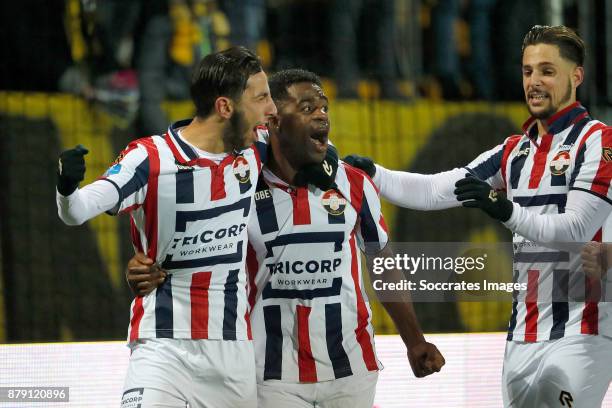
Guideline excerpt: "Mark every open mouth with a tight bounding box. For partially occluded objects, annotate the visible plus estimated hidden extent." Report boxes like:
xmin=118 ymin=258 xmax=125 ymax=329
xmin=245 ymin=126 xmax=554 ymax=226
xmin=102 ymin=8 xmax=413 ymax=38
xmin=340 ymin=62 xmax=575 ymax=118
xmin=310 ymin=129 xmax=329 ymax=152
xmin=528 ymin=91 xmax=549 ymax=103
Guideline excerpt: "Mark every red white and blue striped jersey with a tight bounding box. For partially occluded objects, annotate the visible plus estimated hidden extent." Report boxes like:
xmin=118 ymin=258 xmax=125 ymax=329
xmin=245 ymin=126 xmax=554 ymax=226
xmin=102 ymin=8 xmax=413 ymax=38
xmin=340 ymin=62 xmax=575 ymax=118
xmin=100 ymin=119 xmax=268 ymax=342
xmin=465 ymin=103 xmax=612 ymax=342
xmin=246 ymin=163 xmax=388 ymax=383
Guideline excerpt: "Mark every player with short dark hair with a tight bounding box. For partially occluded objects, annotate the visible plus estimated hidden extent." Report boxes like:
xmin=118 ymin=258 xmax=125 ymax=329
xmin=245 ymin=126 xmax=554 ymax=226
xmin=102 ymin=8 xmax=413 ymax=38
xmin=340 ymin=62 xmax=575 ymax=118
xmin=128 ymin=68 xmax=445 ymax=407
xmin=345 ymin=25 xmax=612 ymax=407
xmin=58 ymin=46 xmax=278 ymax=408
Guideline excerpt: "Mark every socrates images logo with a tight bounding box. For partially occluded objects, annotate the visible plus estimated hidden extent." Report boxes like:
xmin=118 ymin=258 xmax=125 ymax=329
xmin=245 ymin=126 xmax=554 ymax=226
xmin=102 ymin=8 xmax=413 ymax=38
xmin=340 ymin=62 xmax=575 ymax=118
xmin=233 ymin=156 xmax=250 ymax=183
xmin=550 ymin=151 xmax=571 ymax=175
xmin=321 ymin=189 xmax=346 ymax=215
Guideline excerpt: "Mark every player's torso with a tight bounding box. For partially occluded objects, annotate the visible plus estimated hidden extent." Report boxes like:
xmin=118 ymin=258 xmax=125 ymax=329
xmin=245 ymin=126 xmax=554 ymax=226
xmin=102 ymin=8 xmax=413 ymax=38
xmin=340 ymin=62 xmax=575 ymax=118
xmin=502 ymin=119 xmax=612 ymax=341
xmin=246 ymin=167 xmax=380 ymax=383
xmin=129 ymin=135 xmax=260 ymax=341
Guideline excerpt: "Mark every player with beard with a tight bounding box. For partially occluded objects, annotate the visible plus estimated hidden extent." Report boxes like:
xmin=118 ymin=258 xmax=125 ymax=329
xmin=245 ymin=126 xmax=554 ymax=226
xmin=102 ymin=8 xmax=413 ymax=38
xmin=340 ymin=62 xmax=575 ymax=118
xmin=126 ymin=69 xmax=445 ymax=407
xmin=57 ymin=47 xmax=277 ymax=408
xmin=344 ymin=26 xmax=612 ymax=407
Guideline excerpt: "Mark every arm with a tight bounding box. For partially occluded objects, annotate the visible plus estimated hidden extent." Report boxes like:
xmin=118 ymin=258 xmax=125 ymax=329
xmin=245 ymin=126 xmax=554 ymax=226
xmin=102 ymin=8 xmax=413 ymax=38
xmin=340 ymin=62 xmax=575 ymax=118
xmin=373 ymin=165 xmax=465 ymax=210
xmin=504 ymin=190 xmax=612 ymax=244
xmin=366 ymin=246 xmax=445 ymax=377
xmin=57 ymin=181 xmax=120 ymax=225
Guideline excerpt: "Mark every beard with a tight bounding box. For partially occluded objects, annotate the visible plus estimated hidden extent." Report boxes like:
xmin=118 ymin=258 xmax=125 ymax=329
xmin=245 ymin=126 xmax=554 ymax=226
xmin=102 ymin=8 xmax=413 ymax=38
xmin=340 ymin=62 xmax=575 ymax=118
xmin=527 ymin=80 xmax=573 ymax=120
xmin=222 ymin=109 xmax=251 ymax=152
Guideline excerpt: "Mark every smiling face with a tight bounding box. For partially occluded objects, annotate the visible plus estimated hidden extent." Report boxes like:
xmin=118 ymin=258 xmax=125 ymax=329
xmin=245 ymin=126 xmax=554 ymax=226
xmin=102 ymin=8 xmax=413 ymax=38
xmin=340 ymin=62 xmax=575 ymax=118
xmin=522 ymin=43 xmax=583 ymax=121
xmin=275 ymin=81 xmax=330 ymax=168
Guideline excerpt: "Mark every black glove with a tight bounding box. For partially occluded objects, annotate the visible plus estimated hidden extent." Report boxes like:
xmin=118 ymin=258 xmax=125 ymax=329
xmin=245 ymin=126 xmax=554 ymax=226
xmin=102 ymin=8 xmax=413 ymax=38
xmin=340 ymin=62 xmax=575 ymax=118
xmin=294 ymin=145 xmax=339 ymax=191
xmin=342 ymin=154 xmax=376 ymax=178
xmin=57 ymin=144 xmax=89 ymax=196
xmin=454 ymin=174 xmax=513 ymax=222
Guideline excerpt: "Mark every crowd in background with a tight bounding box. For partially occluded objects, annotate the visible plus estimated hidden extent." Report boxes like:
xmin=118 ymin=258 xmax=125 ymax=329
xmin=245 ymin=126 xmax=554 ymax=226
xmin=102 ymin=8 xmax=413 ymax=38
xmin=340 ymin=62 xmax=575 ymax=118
xmin=1 ymin=0 xmax=606 ymax=135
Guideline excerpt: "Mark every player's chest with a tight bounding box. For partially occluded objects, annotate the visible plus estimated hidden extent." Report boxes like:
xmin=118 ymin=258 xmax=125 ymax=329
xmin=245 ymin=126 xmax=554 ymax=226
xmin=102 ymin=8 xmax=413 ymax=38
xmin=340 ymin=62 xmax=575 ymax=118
xmin=251 ymin=185 xmax=358 ymax=238
xmin=505 ymin=135 xmax=579 ymax=194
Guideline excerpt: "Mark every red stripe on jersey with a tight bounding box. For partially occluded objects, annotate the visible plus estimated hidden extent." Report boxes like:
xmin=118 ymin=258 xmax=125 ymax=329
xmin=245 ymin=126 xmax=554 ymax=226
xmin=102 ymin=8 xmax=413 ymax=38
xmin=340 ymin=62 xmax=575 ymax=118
xmin=164 ymin=133 xmax=188 ymax=164
xmin=344 ymin=165 xmax=365 ymax=213
xmin=191 ymin=271 xmax=212 ymax=339
xmin=130 ymin=216 xmax=143 ymax=253
xmin=210 ymin=165 xmax=227 ymax=201
xmin=500 ymin=136 xmax=522 ymax=186
xmin=590 ymin=129 xmax=612 ymax=196
xmin=574 ymin=124 xmax=608 ymax=166
xmin=296 ymin=305 xmax=317 ymax=382
xmin=581 ymin=277 xmax=600 ymax=335
xmin=246 ymin=243 xmax=259 ymax=340
xmin=528 ymin=134 xmax=553 ymax=189
xmin=129 ymin=296 xmax=144 ymax=343
xmin=119 ymin=203 xmax=142 ymax=215
xmin=292 ymin=187 xmax=311 ymax=225
xmin=378 ymin=215 xmax=388 ymax=234
xmin=524 ymin=269 xmax=539 ymax=342
xmin=593 ymin=228 xmax=602 ymax=242
xmin=140 ymin=139 xmax=160 ymax=260
xmin=349 ymin=234 xmax=378 ymax=370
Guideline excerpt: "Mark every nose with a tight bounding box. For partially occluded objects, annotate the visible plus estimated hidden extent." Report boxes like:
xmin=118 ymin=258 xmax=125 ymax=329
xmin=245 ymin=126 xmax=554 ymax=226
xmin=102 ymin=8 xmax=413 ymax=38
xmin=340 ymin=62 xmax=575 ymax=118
xmin=266 ymin=97 xmax=277 ymax=117
xmin=312 ymin=107 xmax=328 ymax=122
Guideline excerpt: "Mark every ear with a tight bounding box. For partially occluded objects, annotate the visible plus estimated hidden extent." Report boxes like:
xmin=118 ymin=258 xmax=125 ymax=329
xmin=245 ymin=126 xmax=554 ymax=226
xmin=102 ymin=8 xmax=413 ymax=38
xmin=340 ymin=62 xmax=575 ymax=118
xmin=214 ymin=97 xmax=234 ymax=119
xmin=572 ymin=66 xmax=584 ymax=89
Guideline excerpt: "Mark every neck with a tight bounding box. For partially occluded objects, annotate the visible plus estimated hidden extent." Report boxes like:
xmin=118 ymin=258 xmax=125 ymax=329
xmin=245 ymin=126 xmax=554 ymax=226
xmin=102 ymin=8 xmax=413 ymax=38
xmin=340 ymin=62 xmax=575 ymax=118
xmin=267 ymin=151 xmax=299 ymax=185
xmin=180 ymin=116 xmax=226 ymax=153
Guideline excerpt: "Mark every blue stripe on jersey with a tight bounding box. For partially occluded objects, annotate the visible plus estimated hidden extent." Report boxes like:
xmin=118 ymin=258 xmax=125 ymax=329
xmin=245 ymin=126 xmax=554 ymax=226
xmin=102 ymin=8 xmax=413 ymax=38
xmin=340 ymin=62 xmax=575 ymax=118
xmin=325 ymin=303 xmax=353 ymax=379
xmin=512 ymin=194 xmax=567 ymax=210
xmin=510 ymin=141 xmax=530 ymax=189
xmin=514 ymin=251 xmax=569 ymax=263
xmin=359 ymin=195 xmax=380 ymax=250
xmin=506 ymin=269 xmax=519 ymax=341
xmin=155 ymin=274 xmax=173 ymax=338
xmin=262 ymin=277 xmax=342 ymax=300
xmin=328 ymin=212 xmax=345 ymax=224
xmin=470 ymin=148 xmax=503 ymax=181
xmin=222 ymin=269 xmax=239 ymax=340
xmin=175 ymin=170 xmax=194 ymax=203
xmin=264 ymin=232 xmax=344 ymax=258
xmin=255 ymin=140 xmax=268 ymax=164
xmin=552 ymin=117 xmax=591 ymax=187
xmin=172 ymin=131 xmax=198 ymax=160
xmin=568 ymin=141 xmax=588 ymax=187
xmin=550 ymin=268 xmax=569 ymax=340
xmin=263 ymin=305 xmax=283 ymax=380
xmin=161 ymin=241 xmax=244 ymax=269
xmin=255 ymin=178 xmax=279 ymax=234
xmin=120 ymin=157 xmax=150 ymax=201
xmin=175 ymin=197 xmax=251 ymax=232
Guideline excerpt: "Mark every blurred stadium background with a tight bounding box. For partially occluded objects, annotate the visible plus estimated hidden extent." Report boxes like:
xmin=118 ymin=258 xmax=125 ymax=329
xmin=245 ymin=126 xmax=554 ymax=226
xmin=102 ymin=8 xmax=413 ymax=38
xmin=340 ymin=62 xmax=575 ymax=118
xmin=0 ymin=0 xmax=612 ymax=405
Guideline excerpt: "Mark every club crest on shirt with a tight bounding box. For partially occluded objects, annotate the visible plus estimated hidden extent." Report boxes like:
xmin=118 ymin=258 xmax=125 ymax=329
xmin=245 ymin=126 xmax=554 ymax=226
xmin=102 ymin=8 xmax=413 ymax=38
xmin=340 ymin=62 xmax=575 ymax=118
xmin=602 ymin=147 xmax=612 ymax=162
xmin=233 ymin=156 xmax=250 ymax=183
xmin=321 ymin=189 xmax=346 ymax=215
xmin=550 ymin=151 xmax=571 ymax=175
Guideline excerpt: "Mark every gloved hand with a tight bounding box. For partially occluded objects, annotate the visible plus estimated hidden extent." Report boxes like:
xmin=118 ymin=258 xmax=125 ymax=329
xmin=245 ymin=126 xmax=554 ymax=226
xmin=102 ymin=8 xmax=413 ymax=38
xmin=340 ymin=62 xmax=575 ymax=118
xmin=294 ymin=145 xmax=339 ymax=191
xmin=57 ymin=144 xmax=89 ymax=196
xmin=454 ymin=174 xmax=513 ymax=222
xmin=342 ymin=154 xmax=376 ymax=178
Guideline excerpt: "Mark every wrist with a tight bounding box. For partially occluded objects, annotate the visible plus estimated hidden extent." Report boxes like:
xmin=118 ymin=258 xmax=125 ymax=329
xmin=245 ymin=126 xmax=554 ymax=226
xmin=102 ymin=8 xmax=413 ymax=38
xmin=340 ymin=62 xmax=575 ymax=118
xmin=57 ymin=176 xmax=78 ymax=196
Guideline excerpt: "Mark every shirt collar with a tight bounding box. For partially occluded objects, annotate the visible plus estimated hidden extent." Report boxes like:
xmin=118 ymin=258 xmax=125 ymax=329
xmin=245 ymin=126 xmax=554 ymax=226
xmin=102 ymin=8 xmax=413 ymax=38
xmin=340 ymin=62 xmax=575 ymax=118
xmin=521 ymin=102 xmax=589 ymax=137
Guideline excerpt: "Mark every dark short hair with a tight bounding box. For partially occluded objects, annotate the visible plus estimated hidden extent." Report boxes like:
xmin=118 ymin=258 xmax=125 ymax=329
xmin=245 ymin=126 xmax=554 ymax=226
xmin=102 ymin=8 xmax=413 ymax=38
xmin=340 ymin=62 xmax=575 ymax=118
xmin=190 ymin=46 xmax=263 ymax=118
xmin=268 ymin=69 xmax=322 ymax=103
xmin=522 ymin=25 xmax=585 ymax=66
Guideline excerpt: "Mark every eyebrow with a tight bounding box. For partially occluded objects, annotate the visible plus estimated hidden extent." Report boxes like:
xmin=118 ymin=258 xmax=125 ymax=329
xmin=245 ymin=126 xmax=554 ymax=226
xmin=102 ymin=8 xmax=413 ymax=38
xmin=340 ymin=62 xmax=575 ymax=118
xmin=298 ymin=95 xmax=329 ymax=104
xmin=522 ymin=62 xmax=557 ymax=68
